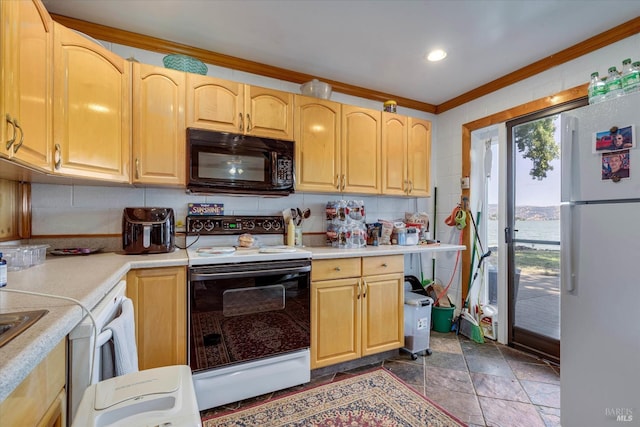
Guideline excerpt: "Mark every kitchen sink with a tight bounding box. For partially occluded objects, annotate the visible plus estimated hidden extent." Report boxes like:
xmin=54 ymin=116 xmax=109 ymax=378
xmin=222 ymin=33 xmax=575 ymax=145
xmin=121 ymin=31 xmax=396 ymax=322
xmin=0 ymin=310 xmax=48 ymax=348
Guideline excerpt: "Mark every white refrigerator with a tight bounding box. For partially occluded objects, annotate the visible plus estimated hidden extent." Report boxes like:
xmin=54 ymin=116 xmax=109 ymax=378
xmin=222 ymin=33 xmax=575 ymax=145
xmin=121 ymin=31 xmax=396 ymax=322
xmin=560 ymin=91 xmax=640 ymax=426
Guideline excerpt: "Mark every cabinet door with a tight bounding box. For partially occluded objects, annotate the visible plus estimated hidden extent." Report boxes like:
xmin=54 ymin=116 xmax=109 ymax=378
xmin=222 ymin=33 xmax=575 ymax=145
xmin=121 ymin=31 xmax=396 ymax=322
xmin=361 ymin=273 xmax=404 ymax=356
xmin=407 ymin=117 xmax=431 ymax=196
xmin=381 ymin=112 xmax=407 ymax=195
xmin=1 ymin=0 xmax=52 ymax=170
xmin=0 ymin=339 xmax=65 ymax=427
xmin=245 ymin=85 xmax=294 ymax=140
xmin=132 ymin=63 xmax=185 ymax=186
xmin=36 ymin=388 xmax=66 ymax=427
xmin=127 ymin=266 xmax=187 ymax=370
xmin=294 ymin=95 xmax=341 ymax=192
xmin=186 ymin=74 xmax=243 ymax=133
xmin=52 ymin=23 xmax=130 ymax=182
xmin=341 ymin=105 xmax=381 ymax=194
xmin=311 ymin=277 xmax=361 ymax=369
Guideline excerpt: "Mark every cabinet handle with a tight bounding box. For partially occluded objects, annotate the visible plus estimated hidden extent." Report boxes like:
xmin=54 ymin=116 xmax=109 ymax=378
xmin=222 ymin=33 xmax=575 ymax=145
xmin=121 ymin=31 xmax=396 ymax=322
xmin=54 ymin=144 xmax=61 ymax=169
xmin=382 ymin=263 xmax=388 ymax=268
xmin=404 ymin=179 xmax=409 ymax=194
xmin=135 ymin=158 xmax=140 ymax=179
xmin=238 ymin=113 xmax=244 ymax=131
xmin=408 ymin=180 xmax=413 ymax=194
xmin=5 ymin=114 xmax=16 ymax=150
xmin=357 ymin=281 xmax=361 ymax=299
xmin=335 ymin=175 xmax=340 ymax=190
xmin=341 ymin=174 xmax=346 ymax=191
xmin=12 ymin=119 xmax=23 ymax=153
xmin=362 ymin=281 xmax=367 ymax=298
xmin=246 ymin=113 xmax=252 ymax=131
xmin=334 ymin=266 xmax=341 ymax=272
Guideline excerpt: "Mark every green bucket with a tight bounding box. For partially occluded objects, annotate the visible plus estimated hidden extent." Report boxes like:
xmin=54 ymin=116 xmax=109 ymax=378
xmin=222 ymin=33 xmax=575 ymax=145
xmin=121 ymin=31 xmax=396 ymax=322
xmin=432 ymin=304 xmax=455 ymax=333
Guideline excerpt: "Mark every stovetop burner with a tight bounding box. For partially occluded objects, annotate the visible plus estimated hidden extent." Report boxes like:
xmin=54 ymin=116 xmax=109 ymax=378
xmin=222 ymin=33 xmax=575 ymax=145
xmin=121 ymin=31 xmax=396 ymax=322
xmin=185 ymin=215 xmax=311 ymax=266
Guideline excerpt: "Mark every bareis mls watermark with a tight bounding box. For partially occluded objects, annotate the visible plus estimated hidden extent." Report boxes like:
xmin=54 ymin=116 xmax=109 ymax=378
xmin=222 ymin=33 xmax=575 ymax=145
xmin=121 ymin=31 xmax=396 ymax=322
xmin=606 ymin=408 xmax=633 ymax=422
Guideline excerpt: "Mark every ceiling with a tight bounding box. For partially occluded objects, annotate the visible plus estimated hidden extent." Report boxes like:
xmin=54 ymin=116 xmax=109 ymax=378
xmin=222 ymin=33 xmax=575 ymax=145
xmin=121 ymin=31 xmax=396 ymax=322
xmin=41 ymin=0 xmax=640 ymax=109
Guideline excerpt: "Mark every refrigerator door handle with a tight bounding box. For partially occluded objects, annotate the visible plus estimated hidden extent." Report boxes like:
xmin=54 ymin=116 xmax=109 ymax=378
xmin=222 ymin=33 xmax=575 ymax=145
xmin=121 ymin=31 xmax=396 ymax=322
xmin=561 ymin=115 xmax=576 ymax=203
xmin=560 ymin=204 xmax=575 ymax=293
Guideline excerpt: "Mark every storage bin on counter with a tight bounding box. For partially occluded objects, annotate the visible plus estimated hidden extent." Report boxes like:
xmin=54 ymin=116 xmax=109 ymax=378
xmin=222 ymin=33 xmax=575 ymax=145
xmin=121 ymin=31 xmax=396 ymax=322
xmin=402 ymin=291 xmax=433 ymax=359
xmin=0 ymin=245 xmax=49 ymax=271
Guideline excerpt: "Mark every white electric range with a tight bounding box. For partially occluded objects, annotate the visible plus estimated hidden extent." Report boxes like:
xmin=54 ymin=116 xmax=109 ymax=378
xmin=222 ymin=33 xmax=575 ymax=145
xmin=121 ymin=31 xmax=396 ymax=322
xmin=184 ymin=215 xmax=312 ymax=411
xmin=185 ymin=215 xmax=311 ymax=265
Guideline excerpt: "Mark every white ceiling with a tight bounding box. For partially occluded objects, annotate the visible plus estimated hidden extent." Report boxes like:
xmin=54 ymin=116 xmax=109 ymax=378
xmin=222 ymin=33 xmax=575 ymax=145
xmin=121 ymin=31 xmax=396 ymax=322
xmin=41 ymin=0 xmax=640 ymax=107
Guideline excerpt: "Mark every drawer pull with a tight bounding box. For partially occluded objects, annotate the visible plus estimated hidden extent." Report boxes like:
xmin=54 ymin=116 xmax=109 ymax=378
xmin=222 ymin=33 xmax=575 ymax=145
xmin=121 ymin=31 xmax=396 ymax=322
xmin=362 ymin=281 xmax=367 ymax=298
xmin=334 ymin=266 xmax=341 ymax=271
xmin=382 ymin=263 xmax=388 ymax=267
xmin=357 ymin=281 xmax=361 ymax=299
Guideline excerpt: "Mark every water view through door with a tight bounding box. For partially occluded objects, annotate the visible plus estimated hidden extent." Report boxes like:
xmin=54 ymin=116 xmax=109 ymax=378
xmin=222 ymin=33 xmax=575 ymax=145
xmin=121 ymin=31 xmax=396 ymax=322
xmin=504 ymin=102 xmax=584 ymax=361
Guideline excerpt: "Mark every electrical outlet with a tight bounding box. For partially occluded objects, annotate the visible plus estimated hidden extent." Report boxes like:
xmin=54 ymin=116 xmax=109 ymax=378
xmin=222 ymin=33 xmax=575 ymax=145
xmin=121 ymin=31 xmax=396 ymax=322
xmin=461 ymin=176 xmax=470 ymax=189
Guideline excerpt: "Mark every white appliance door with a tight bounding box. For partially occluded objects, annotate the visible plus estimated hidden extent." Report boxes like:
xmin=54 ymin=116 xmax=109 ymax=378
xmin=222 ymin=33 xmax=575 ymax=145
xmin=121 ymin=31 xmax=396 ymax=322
xmin=561 ymin=202 xmax=640 ymax=426
xmin=561 ymin=91 xmax=640 ymax=203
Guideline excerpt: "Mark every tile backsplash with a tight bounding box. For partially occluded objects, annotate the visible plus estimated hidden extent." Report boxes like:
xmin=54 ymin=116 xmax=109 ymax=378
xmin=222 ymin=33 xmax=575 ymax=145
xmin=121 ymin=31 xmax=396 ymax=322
xmin=30 ymin=183 xmax=429 ymax=240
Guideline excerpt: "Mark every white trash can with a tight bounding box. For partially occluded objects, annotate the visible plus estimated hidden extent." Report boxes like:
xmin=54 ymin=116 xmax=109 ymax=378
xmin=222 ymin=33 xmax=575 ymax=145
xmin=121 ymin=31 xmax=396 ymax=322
xmin=402 ymin=291 xmax=433 ymax=359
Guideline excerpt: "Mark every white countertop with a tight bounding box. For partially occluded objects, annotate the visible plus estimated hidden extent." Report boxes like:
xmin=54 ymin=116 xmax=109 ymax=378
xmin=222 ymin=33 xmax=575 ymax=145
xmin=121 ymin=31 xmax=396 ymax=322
xmin=0 ymin=250 xmax=188 ymax=403
xmin=306 ymin=243 xmax=465 ymax=259
xmin=0 ymin=242 xmax=464 ymax=403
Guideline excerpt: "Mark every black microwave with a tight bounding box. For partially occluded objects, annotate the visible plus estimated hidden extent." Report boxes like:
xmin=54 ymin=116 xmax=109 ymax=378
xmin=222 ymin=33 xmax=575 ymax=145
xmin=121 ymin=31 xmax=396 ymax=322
xmin=186 ymin=128 xmax=295 ymax=196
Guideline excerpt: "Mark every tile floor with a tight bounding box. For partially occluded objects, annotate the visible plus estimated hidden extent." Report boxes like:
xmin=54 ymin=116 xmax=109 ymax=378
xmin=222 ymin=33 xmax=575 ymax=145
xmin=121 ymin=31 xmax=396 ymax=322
xmin=201 ymin=331 xmax=561 ymax=426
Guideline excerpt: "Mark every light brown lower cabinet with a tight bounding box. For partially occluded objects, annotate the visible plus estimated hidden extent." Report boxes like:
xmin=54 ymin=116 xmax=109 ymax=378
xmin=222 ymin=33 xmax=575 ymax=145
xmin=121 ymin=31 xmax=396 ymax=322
xmin=127 ymin=266 xmax=187 ymax=370
xmin=0 ymin=339 xmax=66 ymax=427
xmin=311 ymin=255 xmax=404 ymax=369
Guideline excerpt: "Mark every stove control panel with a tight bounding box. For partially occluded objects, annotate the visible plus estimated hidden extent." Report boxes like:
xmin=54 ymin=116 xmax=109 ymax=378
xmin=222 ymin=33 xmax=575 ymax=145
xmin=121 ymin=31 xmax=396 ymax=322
xmin=186 ymin=215 xmax=285 ymax=235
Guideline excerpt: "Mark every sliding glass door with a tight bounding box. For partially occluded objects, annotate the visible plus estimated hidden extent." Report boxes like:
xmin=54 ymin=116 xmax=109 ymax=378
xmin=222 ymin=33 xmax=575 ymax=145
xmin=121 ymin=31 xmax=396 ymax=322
xmin=505 ymin=99 xmax=586 ymax=362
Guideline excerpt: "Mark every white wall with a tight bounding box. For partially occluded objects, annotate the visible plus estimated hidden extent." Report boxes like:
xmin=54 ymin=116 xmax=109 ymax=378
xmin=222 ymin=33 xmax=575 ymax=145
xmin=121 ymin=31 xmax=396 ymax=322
xmin=432 ymin=34 xmax=640 ymax=318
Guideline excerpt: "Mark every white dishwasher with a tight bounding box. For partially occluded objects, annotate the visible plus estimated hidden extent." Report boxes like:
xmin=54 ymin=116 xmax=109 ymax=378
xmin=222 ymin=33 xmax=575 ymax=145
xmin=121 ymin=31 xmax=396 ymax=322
xmin=67 ymin=280 xmax=127 ymax=424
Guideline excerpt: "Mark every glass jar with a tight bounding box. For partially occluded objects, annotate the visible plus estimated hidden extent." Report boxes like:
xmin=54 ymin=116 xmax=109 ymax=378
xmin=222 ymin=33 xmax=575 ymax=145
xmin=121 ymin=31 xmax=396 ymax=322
xmin=383 ymin=100 xmax=397 ymax=113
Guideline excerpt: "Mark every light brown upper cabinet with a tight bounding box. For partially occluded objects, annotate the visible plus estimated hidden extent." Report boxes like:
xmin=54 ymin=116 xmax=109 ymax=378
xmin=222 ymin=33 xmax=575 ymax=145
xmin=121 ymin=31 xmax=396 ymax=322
xmin=1 ymin=0 xmax=52 ymax=171
xmin=381 ymin=112 xmax=408 ymax=196
xmin=187 ymin=75 xmax=294 ymax=140
xmin=341 ymin=105 xmax=381 ymax=194
xmin=132 ymin=63 xmax=186 ymax=186
xmin=294 ymin=95 xmax=341 ymax=192
xmin=407 ymin=117 xmax=431 ymax=196
xmin=52 ymin=23 xmax=130 ymax=182
xmin=382 ymin=114 xmax=432 ymax=196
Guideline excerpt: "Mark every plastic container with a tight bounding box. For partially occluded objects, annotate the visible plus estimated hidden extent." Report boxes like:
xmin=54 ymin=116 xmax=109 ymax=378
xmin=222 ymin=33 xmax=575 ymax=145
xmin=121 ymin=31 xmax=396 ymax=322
xmin=300 ymin=79 xmax=332 ymax=99
xmin=605 ymin=66 xmax=623 ymax=100
xmin=588 ymin=71 xmax=607 ymax=104
xmin=403 ymin=291 xmax=433 ymax=358
xmin=405 ymin=227 xmax=418 ymax=245
xmin=479 ymin=304 xmax=498 ymax=340
xmin=431 ymin=304 xmax=455 ymax=333
xmin=622 ymin=60 xmax=640 ymax=94
xmin=1 ymin=245 xmax=49 ymax=271
xmin=0 ymin=253 xmax=7 ymax=287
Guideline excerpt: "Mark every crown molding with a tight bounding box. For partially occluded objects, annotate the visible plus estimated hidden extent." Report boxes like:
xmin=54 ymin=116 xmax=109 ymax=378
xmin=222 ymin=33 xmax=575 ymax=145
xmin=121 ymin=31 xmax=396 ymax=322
xmin=50 ymin=13 xmax=640 ymax=115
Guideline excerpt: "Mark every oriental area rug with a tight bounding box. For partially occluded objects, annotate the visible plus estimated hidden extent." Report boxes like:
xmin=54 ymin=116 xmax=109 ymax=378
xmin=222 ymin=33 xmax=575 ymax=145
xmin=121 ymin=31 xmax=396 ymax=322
xmin=202 ymin=368 xmax=467 ymax=427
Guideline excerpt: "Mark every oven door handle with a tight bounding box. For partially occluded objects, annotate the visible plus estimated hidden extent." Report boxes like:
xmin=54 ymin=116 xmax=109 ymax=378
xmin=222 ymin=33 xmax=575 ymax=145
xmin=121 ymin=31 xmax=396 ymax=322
xmin=191 ymin=265 xmax=311 ymax=281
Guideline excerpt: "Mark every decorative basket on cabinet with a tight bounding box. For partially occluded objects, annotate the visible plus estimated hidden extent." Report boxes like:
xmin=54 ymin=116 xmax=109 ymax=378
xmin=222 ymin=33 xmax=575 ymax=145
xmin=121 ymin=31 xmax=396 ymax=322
xmin=162 ymin=54 xmax=208 ymax=75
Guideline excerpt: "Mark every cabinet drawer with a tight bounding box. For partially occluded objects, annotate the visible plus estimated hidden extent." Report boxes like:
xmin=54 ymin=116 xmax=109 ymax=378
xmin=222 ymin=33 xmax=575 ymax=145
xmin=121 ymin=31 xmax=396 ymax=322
xmin=362 ymin=255 xmax=404 ymax=275
xmin=312 ymin=258 xmax=361 ymax=281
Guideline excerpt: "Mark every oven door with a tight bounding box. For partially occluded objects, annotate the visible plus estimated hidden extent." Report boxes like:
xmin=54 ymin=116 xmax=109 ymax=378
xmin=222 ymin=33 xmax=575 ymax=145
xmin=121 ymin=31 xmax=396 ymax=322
xmin=188 ymin=259 xmax=310 ymax=373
